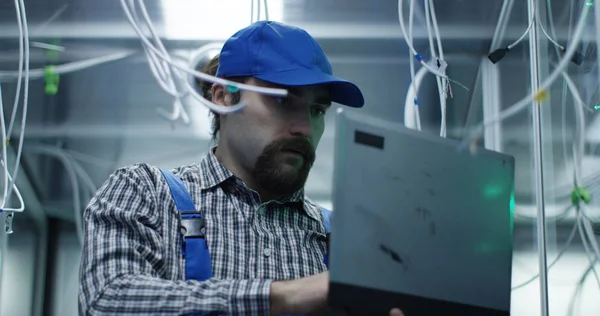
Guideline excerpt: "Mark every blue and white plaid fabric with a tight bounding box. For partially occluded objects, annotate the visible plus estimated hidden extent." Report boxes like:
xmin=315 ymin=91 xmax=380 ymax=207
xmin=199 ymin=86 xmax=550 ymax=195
xmin=79 ymin=149 xmax=329 ymax=315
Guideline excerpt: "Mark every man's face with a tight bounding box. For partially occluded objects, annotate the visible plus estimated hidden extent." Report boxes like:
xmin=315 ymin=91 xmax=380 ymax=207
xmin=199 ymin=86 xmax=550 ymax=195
xmin=220 ymin=78 xmax=331 ymax=197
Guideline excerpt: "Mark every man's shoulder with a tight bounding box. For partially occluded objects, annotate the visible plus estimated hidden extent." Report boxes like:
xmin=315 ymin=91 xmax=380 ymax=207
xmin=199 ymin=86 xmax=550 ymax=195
xmin=303 ymin=197 xmax=330 ymax=212
xmin=303 ymin=197 xmax=332 ymax=221
xmin=108 ymin=162 xmax=202 ymax=190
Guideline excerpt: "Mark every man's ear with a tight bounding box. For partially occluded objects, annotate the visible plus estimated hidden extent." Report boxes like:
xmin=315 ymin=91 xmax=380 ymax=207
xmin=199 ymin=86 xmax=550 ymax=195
xmin=211 ymin=84 xmax=229 ymax=106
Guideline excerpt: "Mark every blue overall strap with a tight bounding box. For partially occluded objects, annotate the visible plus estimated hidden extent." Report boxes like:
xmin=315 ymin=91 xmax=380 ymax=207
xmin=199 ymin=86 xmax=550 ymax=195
xmin=321 ymin=207 xmax=332 ymax=268
xmin=159 ymin=169 xmax=212 ymax=282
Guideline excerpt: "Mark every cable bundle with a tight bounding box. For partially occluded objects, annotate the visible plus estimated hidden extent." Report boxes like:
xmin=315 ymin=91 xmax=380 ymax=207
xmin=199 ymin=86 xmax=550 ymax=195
xmin=119 ymin=0 xmax=288 ymax=121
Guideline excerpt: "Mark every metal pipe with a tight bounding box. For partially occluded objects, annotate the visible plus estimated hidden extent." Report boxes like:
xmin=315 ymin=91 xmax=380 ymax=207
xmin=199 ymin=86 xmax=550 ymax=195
xmin=527 ymin=0 xmax=549 ymax=315
xmin=481 ymin=59 xmax=502 ymax=152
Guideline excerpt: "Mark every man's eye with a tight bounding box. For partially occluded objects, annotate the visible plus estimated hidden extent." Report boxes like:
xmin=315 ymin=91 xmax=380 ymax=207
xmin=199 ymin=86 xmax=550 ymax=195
xmin=273 ymin=97 xmax=289 ymax=105
xmin=312 ymin=106 xmax=327 ymax=116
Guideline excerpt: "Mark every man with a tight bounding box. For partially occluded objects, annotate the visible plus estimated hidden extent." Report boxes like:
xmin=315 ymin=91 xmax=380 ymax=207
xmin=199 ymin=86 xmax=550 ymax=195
xmin=79 ymin=21 xmax=404 ymax=315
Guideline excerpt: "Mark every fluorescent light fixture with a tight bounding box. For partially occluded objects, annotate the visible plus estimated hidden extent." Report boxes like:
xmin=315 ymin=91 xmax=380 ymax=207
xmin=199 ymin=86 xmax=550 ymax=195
xmin=160 ymin=0 xmax=284 ymax=40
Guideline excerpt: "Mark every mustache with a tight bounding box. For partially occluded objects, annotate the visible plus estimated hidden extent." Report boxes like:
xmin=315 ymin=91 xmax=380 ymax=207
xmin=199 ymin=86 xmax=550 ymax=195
xmin=270 ymin=137 xmax=315 ymax=164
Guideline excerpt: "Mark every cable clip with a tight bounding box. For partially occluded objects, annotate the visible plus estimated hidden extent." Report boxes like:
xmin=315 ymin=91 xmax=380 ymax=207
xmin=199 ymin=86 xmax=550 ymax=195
xmin=571 ymin=186 xmax=591 ymax=207
xmin=428 ymin=58 xmax=448 ymax=73
xmin=4 ymin=212 xmax=14 ymax=234
xmin=534 ymin=89 xmax=549 ymax=103
xmin=44 ymin=65 xmax=60 ymax=95
xmin=227 ymin=85 xmax=240 ymax=93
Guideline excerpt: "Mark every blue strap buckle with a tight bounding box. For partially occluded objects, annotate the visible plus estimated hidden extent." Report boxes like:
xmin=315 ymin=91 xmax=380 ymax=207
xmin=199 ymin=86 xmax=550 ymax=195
xmin=180 ymin=212 xmax=206 ymax=238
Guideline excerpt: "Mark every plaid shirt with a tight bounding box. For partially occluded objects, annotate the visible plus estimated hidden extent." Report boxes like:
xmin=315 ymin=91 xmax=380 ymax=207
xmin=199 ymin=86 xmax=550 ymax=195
xmin=78 ymin=149 xmax=329 ymax=315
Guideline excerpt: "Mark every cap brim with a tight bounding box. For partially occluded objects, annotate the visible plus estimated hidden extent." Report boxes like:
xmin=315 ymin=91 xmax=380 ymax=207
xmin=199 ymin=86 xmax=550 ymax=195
xmin=255 ymin=69 xmax=365 ymax=108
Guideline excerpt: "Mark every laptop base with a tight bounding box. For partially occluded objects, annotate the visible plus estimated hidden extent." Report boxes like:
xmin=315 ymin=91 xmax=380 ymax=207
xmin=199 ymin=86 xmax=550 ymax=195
xmin=328 ymin=282 xmax=510 ymax=316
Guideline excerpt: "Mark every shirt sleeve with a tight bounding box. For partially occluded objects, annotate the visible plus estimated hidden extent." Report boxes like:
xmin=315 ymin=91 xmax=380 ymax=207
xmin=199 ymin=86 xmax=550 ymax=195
xmin=78 ymin=165 xmax=272 ymax=315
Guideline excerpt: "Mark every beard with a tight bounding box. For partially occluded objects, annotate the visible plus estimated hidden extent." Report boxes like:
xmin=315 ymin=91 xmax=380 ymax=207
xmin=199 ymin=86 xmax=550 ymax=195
xmin=253 ymin=137 xmax=316 ymax=197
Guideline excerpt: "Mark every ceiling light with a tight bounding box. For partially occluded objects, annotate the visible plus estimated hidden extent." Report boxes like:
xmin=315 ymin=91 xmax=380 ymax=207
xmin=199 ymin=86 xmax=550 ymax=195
xmin=160 ymin=0 xmax=284 ymax=40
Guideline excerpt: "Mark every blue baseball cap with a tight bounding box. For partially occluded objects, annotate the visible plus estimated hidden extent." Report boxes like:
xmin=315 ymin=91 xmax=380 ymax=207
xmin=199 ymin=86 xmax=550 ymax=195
xmin=216 ymin=21 xmax=365 ymax=108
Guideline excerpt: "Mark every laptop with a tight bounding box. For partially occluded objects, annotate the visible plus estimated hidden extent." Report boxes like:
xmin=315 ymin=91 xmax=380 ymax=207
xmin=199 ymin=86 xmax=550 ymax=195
xmin=327 ymin=108 xmax=515 ymax=316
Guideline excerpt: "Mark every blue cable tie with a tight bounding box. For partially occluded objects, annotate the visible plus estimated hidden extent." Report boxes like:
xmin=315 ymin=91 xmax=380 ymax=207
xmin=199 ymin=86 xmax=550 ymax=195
xmin=0 ymin=208 xmax=3 ymax=213
xmin=413 ymin=98 xmax=418 ymax=105
xmin=415 ymin=54 xmax=424 ymax=62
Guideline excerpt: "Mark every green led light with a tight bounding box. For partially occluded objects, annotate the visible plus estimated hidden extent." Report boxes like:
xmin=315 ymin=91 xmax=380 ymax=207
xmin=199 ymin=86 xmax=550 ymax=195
xmin=594 ymin=105 xmax=600 ymax=110
xmin=586 ymin=2 xmax=593 ymax=6
xmin=484 ymin=184 xmax=503 ymax=198
xmin=509 ymin=189 xmax=515 ymax=239
xmin=509 ymin=191 xmax=515 ymax=215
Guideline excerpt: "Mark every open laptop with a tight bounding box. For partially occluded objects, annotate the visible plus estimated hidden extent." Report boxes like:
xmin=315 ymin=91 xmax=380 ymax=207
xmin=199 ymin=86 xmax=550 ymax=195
xmin=327 ymin=108 xmax=514 ymax=316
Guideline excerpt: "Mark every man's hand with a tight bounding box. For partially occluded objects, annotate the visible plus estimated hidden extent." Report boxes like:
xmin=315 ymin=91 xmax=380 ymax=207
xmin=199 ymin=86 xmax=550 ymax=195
xmin=269 ymin=272 xmax=405 ymax=316
xmin=270 ymin=272 xmax=329 ymax=315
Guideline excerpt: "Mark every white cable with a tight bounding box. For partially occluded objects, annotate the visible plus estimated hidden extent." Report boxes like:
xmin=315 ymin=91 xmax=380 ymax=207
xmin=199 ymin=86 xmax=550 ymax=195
xmin=460 ymin=1 xmax=592 ymax=149
xmin=427 ymin=0 xmax=444 ymax=67
xmin=133 ymin=10 xmax=184 ymax=99
xmin=564 ymin=3 xmax=600 ymax=288
xmin=404 ymin=66 xmax=428 ymax=129
xmin=30 ymin=42 xmax=65 ymax=52
xmin=537 ymin=1 xmax=566 ymax=52
xmin=63 ymin=148 xmax=116 ymax=169
xmin=31 ymin=4 xmax=68 ymax=35
xmin=567 ymin=53 xmax=600 ymax=267
xmin=398 ymin=0 xmax=464 ymax=86
xmin=566 ymin=77 xmax=585 ymax=188
xmin=26 ymin=146 xmax=85 ymax=245
xmin=539 ymin=22 xmax=565 ymax=51
xmin=251 ymin=0 xmax=255 ymax=23
xmin=512 ymin=220 xmax=579 ymax=290
xmin=0 ymin=82 xmax=9 ymax=213
xmin=507 ymin=7 xmax=536 ymax=50
xmin=122 ymin=4 xmax=282 ymax=98
xmin=131 ymin=0 xmax=186 ymax=121
xmin=0 ymin=82 xmax=21 ymax=213
xmin=4 ymin=0 xmax=30 ymax=213
xmin=143 ymin=45 xmax=187 ymax=98
xmin=119 ymin=0 xmax=287 ymax=115
xmin=424 ymin=0 xmax=447 ymax=137
xmin=408 ymin=0 xmax=421 ymax=131
xmin=1 ymin=170 xmax=24 ymax=213
xmin=577 ymin=214 xmax=600 ymax=280
xmin=0 ymin=51 xmax=135 ymax=81
xmin=27 ymin=146 xmax=98 ymax=195
xmin=257 ymin=0 xmax=261 ymax=21
xmin=581 ymin=207 xmax=600 ymax=263
xmin=514 ymin=205 xmax=574 ymax=221
xmin=263 ymin=0 xmax=269 ymax=20
xmin=2 ymin=0 xmax=24 ymax=211
xmin=135 ymin=0 xmax=189 ymax=123
xmin=7 ymin=0 xmax=24 ymax=147
xmin=427 ymin=0 xmax=448 ymax=136
xmin=567 ymin=262 xmax=600 ymax=316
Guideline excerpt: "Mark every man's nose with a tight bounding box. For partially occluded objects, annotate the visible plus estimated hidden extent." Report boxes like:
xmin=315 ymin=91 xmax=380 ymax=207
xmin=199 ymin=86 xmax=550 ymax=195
xmin=288 ymin=112 xmax=312 ymax=138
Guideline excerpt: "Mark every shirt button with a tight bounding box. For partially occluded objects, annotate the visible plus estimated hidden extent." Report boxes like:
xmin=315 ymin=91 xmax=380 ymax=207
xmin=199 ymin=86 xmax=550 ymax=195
xmin=263 ymin=247 xmax=271 ymax=257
